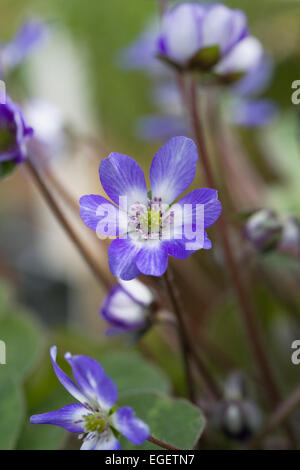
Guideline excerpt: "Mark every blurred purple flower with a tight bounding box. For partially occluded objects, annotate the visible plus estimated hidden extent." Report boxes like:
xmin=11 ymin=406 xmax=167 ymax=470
xmin=119 ymin=22 xmax=167 ymax=76
xmin=30 ymin=346 xmax=150 ymax=450
xmin=79 ymin=136 xmax=222 ymax=280
xmin=136 ymin=114 xmax=188 ymax=141
xmin=24 ymin=99 xmax=66 ymax=154
xmin=227 ymin=98 xmax=278 ymax=127
xmin=156 ymin=3 xmax=263 ymax=78
xmin=231 ymin=56 xmax=274 ymax=97
xmin=0 ymin=95 xmax=33 ymax=165
xmin=1 ymin=19 xmax=48 ymax=72
xmin=101 ymin=279 xmax=154 ymax=335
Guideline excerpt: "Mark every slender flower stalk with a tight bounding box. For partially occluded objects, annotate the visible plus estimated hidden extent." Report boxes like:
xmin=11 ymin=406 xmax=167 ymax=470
xmin=162 ymin=269 xmax=196 ymax=403
xmin=25 ymin=157 xmax=113 ymax=290
xmin=148 ymin=435 xmax=179 ymax=450
xmin=181 ymin=74 xmax=297 ymax=447
xmin=163 ymin=269 xmax=222 ymax=402
xmin=183 ymin=76 xmax=276 ymax=400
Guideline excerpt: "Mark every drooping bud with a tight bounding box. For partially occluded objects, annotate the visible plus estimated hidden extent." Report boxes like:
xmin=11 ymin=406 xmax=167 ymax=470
xmin=213 ymin=372 xmax=262 ymax=441
xmin=245 ymin=209 xmax=282 ymax=252
xmin=100 ymin=279 xmax=155 ymax=337
xmin=279 ymin=216 xmax=300 ymax=257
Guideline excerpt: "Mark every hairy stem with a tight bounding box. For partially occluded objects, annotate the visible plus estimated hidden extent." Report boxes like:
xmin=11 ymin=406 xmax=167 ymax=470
xmin=25 ymin=158 xmax=112 ymax=290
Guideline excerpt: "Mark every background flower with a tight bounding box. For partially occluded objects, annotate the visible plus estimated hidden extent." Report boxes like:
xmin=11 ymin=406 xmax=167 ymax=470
xmin=101 ymin=278 xmax=154 ymax=335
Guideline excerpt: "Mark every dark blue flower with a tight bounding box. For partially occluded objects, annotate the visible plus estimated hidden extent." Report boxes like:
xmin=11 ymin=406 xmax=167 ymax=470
xmin=0 ymin=95 xmax=33 ymax=166
xmin=79 ymin=136 xmax=222 ymax=280
xmin=30 ymin=346 xmax=150 ymax=450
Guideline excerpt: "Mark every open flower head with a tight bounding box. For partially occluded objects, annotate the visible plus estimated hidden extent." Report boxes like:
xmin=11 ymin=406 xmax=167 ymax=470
xmin=101 ymin=278 xmax=154 ymax=335
xmin=79 ymin=136 xmax=222 ymax=280
xmin=30 ymin=346 xmax=150 ymax=450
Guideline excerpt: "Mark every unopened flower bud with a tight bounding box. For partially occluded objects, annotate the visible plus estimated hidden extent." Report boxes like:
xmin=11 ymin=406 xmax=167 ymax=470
xmin=214 ymin=399 xmax=262 ymax=441
xmin=245 ymin=209 xmax=282 ymax=252
xmin=279 ymin=216 xmax=300 ymax=256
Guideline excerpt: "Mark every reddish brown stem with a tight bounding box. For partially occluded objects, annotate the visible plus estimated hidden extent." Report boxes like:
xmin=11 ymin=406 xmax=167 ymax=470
xmin=148 ymin=435 xmax=180 ymax=450
xmin=163 ymin=269 xmax=197 ymax=403
xmin=25 ymin=158 xmax=112 ymax=290
xmin=181 ymin=74 xmax=297 ymax=447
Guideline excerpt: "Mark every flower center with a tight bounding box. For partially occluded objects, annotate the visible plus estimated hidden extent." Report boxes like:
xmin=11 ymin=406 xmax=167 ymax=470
xmin=84 ymin=412 xmax=106 ymax=433
xmin=129 ymin=197 xmax=174 ymax=241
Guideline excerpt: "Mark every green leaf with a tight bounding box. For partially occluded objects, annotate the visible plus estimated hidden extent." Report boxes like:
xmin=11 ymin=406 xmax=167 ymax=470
xmin=0 ymin=374 xmax=25 ymax=449
xmin=96 ymin=351 xmax=171 ymax=396
xmin=0 ymin=311 xmax=44 ymax=382
xmin=118 ymin=392 xmax=206 ymax=450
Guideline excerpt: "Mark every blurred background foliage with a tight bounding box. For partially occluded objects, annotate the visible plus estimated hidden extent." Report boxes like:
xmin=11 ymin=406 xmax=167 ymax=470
xmin=0 ymin=0 xmax=299 ymax=450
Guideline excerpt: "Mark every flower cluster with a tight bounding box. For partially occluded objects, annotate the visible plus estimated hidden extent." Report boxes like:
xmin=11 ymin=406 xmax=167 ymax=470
xmin=79 ymin=136 xmax=222 ymax=280
xmin=30 ymin=347 xmax=150 ymax=450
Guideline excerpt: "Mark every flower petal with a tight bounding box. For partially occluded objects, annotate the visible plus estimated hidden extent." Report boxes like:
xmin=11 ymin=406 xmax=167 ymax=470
xmin=99 ymin=153 xmax=147 ymax=208
xmin=165 ymin=231 xmax=212 ymax=258
xmin=81 ymin=431 xmax=121 ymax=450
xmin=228 ymin=99 xmax=277 ymax=127
xmin=157 ymin=3 xmax=206 ymax=65
xmin=202 ymin=5 xmax=247 ymax=54
xmin=119 ymin=278 xmax=153 ymax=305
xmin=101 ymin=285 xmax=147 ymax=331
xmin=108 ymin=238 xmax=141 ymax=280
xmin=50 ymin=346 xmax=87 ymax=405
xmin=30 ymin=403 xmax=87 ymax=433
xmin=111 ymin=407 xmax=150 ymax=446
xmin=2 ymin=19 xmax=48 ymax=69
xmin=136 ymin=115 xmax=188 ymax=142
xmin=79 ymin=194 xmax=127 ymax=237
xmin=172 ymin=188 xmax=222 ymax=230
xmin=135 ymin=241 xmax=168 ymax=276
xmin=150 ymin=136 xmax=198 ymax=204
xmin=215 ymin=36 xmax=263 ymax=76
xmin=64 ymin=353 xmax=117 ymax=411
